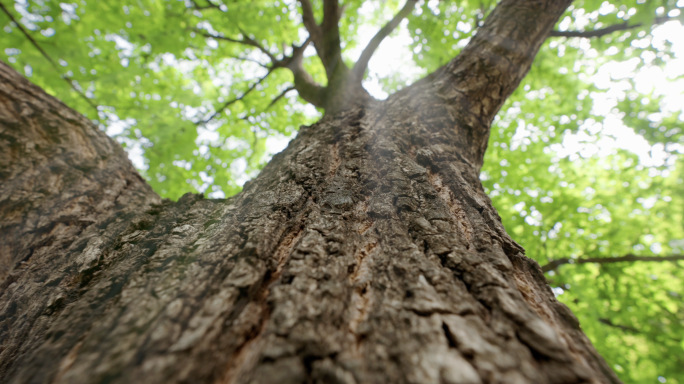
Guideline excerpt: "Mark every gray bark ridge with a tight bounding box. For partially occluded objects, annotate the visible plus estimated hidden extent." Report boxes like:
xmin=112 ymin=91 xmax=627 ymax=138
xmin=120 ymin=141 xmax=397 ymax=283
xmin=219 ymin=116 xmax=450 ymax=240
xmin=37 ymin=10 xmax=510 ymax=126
xmin=0 ymin=0 xmax=622 ymax=383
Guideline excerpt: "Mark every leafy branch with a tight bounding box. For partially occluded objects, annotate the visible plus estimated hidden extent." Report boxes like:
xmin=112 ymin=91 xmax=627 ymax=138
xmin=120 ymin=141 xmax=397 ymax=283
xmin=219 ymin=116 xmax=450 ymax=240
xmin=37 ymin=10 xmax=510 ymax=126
xmin=541 ymin=253 xmax=684 ymax=272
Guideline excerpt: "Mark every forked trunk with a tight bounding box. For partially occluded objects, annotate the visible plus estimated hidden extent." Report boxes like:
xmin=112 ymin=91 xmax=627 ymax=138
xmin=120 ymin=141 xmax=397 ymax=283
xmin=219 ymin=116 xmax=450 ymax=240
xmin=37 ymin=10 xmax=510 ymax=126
xmin=0 ymin=0 xmax=623 ymax=383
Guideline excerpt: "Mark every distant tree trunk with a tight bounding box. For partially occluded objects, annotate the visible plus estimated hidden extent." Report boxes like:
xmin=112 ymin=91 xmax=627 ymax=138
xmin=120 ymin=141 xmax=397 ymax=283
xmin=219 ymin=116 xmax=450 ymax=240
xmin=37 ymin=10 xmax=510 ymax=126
xmin=0 ymin=1 xmax=622 ymax=383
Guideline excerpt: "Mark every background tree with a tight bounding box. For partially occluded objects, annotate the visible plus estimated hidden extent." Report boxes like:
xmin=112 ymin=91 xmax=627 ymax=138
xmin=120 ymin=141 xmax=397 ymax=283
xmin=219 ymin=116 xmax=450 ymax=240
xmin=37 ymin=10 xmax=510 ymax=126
xmin=1 ymin=0 xmax=684 ymax=383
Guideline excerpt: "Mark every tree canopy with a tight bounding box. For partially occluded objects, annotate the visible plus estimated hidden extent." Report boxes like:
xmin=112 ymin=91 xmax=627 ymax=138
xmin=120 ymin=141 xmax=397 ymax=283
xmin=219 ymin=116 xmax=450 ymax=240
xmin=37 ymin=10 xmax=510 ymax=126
xmin=1 ymin=0 xmax=684 ymax=382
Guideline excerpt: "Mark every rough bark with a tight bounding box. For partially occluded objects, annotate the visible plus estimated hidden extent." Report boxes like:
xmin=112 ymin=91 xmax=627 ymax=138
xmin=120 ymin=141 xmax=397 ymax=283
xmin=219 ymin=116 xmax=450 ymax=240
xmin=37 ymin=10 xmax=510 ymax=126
xmin=0 ymin=63 xmax=160 ymax=282
xmin=0 ymin=0 xmax=623 ymax=383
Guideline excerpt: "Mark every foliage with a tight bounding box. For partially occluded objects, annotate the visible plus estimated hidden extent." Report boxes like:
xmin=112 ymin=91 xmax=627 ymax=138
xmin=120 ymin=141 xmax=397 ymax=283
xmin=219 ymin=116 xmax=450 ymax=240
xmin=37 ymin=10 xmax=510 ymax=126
xmin=2 ymin=0 xmax=319 ymax=197
xmin=2 ymin=0 xmax=684 ymax=382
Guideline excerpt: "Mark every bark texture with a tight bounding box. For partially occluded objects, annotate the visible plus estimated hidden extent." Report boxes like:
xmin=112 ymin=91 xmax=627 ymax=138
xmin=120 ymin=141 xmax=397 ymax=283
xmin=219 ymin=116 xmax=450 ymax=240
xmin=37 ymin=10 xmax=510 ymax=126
xmin=0 ymin=0 xmax=623 ymax=383
xmin=0 ymin=63 xmax=160 ymax=283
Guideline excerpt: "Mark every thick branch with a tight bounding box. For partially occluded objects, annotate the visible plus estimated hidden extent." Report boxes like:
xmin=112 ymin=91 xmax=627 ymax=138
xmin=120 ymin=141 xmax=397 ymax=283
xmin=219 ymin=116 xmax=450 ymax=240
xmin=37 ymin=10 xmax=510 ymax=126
xmin=298 ymin=0 xmax=321 ymax=46
xmin=296 ymin=0 xmax=347 ymax=92
xmin=352 ymin=0 xmax=417 ymax=80
xmin=541 ymin=254 xmax=684 ymax=273
xmin=321 ymin=0 xmax=341 ymax=50
xmin=418 ymin=0 xmax=573 ymax=169
xmin=285 ymin=40 xmax=327 ymax=108
xmin=319 ymin=0 xmax=343 ymax=72
xmin=549 ymin=15 xmax=678 ymax=38
xmin=297 ymin=0 xmax=333 ymax=71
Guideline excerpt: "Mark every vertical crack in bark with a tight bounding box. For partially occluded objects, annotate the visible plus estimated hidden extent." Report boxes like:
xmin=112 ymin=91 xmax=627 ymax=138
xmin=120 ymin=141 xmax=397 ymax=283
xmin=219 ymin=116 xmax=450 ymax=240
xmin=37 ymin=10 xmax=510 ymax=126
xmin=218 ymin=225 xmax=304 ymax=384
xmin=217 ymin=304 xmax=269 ymax=384
xmin=272 ymin=226 xmax=305 ymax=280
xmin=348 ymin=240 xmax=377 ymax=339
xmin=428 ymin=170 xmax=474 ymax=249
xmin=354 ymin=200 xmax=373 ymax=235
xmin=328 ymin=143 xmax=341 ymax=177
xmin=53 ymin=341 xmax=84 ymax=384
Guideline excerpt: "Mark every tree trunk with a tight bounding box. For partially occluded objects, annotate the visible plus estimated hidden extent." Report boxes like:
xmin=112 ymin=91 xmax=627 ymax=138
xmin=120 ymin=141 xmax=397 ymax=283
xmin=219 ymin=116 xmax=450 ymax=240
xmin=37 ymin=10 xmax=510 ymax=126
xmin=0 ymin=1 xmax=622 ymax=383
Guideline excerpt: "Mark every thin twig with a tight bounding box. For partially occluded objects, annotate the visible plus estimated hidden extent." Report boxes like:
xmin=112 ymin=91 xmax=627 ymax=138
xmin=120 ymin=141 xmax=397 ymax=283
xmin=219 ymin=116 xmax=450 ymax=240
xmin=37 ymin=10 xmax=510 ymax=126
xmin=191 ymin=0 xmax=222 ymax=11
xmin=598 ymin=318 xmax=640 ymax=333
xmin=266 ymin=86 xmax=295 ymax=110
xmin=549 ymin=15 xmax=678 ymax=38
xmin=541 ymin=254 xmax=684 ymax=273
xmin=227 ymin=55 xmax=269 ymax=68
xmin=202 ymin=32 xmax=278 ymax=63
xmin=201 ymin=69 xmax=273 ymax=125
xmin=0 ymin=1 xmax=99 ymax=114
xmin=239 ymin=28 xmax=279 ymax=63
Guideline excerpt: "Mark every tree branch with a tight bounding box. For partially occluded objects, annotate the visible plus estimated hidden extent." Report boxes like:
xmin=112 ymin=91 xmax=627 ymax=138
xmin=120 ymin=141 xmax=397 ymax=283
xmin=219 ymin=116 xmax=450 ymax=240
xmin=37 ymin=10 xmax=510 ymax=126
xmin=541 ymin=254 xmax=684 ymax=273
xmin=0 ymin=2 xmax=99 ymax=115
xmin=267 ymin=86 xmax=295 ymax=110
xmin=205 ymin=31 xmax=326 ymax=110
xmin=297 ymin=0 xmax=339 ymax=81
xmin=227 ymin=55 xmax=269 ymax=68
xmin=419 ymin=0 xmax=573 ymax=169
xmin=202 ymin=31 xmax=278 ymax=63
xmin=284 ymin=39 xmax=327 ymax=108
xmin=296 ymin=0 xmax=348 ymax=89
xmin=321 ymin=0 xmax=340 ymax=44
xmin=352 ymin=0 xmax=417 ymax=80
xmin=598 ymin=318 xmax=640 ymax=333
xmin=298 ymin=0 xmax=321 ymax=46
xmin=319 ymin=0 xmax=343 ymax=70
xmin=191 ymin=0 xmax=222 ymax=11
xmin=549 ymin=15 xmax=677 ymax=38
xmin=201 ymin=69 xmax=273 ymax=125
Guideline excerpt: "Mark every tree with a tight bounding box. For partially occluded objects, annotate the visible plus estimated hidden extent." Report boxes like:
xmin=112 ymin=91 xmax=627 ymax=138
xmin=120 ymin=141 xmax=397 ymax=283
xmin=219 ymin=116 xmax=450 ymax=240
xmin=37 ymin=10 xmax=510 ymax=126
xmin=1 ymin=0 xmax=684 ymax=383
